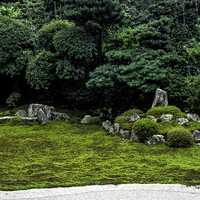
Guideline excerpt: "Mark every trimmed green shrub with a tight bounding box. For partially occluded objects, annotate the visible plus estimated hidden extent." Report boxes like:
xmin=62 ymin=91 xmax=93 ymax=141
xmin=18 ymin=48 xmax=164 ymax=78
xmin=133 ymin=118 xmax=159 ymax=142
xmin=147 ymin=106 xmax=185 ymax=118
xmin=115 ymin=108 xmax=143 ymax=131
xmin=167 ymin=128 xmax=193 ymax=148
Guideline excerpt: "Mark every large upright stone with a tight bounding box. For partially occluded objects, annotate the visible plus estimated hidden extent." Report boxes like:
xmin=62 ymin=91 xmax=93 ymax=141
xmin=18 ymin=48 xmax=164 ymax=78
xmin=152 ymin=89 xmax=168 ymax=107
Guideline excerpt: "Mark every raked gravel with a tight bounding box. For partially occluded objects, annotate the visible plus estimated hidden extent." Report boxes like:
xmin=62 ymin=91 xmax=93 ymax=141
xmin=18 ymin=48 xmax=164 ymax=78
xmin=0 ymin=184 xmax=200 ymax=200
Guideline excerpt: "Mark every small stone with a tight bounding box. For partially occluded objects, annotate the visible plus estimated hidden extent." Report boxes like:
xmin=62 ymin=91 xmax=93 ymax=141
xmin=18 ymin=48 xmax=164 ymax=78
xmin=176 ymin=118 xmax=189 ymax=125
xmin=119 ymin=129 xmax=131 ymax=139
xmin=113 ymin=123 xmax=120 ymax=134
xmin=160 ymin=114 xmax=173 ymax=122
xmin=16 ymin=110 xmax=27 ymax=118
xmin=152 ymin=88 xmax=168 ymax=107
xmin=102 ymin=120 xmax=112 ymax=131
xmin=146 ymin=135 xmax=165 ymax=145
xmin=81 ymin=115 xmax=101 ymax=124
xmin=108 ymin=127 xmax=115 ymax=134
xmin=130 ymin=131 xmax=139 ymax=142
xmin=127 ymin=113 xmax=140 ymax=122
xmin=187 ymin=113 xmax=200 ymax=122
xmin=193 ymin=130 xmax=200 ymax=141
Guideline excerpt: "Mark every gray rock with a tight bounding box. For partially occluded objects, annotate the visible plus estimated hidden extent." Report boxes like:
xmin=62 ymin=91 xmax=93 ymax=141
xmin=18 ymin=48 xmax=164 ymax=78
xmin=37 ymin=108 xmax=49 ymax=124
xmin=193 ymin=130 xmax=200 ymax=142
xmin=119 ymin=129 xmax=131 ymax=139
xmin=51 ymin=112 xmax=70 ymax=121
xmin=160 ymin=114 xmax=173 ymax=122
xmin=81 ymin=115 xmax=101 ymax=124
xmin=28 ymin=104 xmax=54 ymax=118
xmin=127 ymin=113 xmax=140 ymax=122
xmin=130 ymin=131 xmax=139 ymax=142
xmin=16 ymin=110 xmax=27 ymax=118
xmin=146 ymin=135 xmax=165 ymax=145
xmin=114 ymin=123 xmax=120 ymax=134
xmin=147 ymin=115 xmax=157 ymax=122
xmin=152 ymin=88 xmax=168 ymax=107
xmin=102 ymin=120 xmax=113 ymax=131
xmin=108 ymin=127 xmax=115 ymax=134
xmin=176 ymin=118 xmax=189 ymax=125
xmin=187 ymin=113 xmax=200 ymax=122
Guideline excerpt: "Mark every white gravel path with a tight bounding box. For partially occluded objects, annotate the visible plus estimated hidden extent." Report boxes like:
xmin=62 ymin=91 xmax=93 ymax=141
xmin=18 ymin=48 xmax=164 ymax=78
xmin=0 ymin=184 xmax=200 ymax=200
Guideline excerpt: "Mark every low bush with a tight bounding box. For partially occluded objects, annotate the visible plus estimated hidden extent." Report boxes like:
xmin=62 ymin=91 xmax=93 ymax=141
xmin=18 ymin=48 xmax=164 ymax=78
xmin=167 ymin=128 xmax=193 ymax=148
xmin=115 ymin=108 xmax=143 ymax=131
xmin=133 ymin=118 xmax=159 ymax=143
xmin=146 ymin=106 xmax=185 ymax=118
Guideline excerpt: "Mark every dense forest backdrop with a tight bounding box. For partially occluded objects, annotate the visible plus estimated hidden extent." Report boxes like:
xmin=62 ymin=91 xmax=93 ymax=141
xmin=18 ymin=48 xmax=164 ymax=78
xmin=1 ymin=0 xmax=200 ymax=113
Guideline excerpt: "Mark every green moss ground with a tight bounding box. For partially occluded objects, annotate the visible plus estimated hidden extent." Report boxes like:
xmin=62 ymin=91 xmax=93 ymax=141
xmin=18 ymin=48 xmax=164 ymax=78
xmin=0 ymin=121 xmax=200 ymax=191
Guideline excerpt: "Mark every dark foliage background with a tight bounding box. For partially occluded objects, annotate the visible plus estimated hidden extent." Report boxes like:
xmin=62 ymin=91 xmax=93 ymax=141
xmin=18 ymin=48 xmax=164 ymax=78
xmin=0 ymin=0 xmax=200 ymax=113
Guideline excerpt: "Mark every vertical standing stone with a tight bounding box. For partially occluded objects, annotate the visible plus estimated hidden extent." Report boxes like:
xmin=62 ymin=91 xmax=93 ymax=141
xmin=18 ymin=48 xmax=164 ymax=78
xmin=152 ymin=89 xmax=168 ymax=107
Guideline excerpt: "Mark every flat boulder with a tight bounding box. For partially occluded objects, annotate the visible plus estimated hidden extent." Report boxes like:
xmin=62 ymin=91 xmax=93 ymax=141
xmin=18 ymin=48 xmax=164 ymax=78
xmin=81 ymin=115 xmax=101 ymax=124
xmin=51 ymin=112 xmax=70 ymax=121
xmin=127 ymin=113 xmax=140 ymax=122
xmin=152 ymin=88 xmax=168 ymax=107
xmin=187 ymin=113 xmax=200 ymax=122
xmin=176 ymin=118 xmax=189 ymax=125
xmin=16 ymin=110 xmax=27 ymax=118
xmin=193 ymin=130 xmax=200 ymax=142
xmin=160 ymin=114 xmax=173 ymax=122
xmin=146 ymin=135 xmax=165 ymax=145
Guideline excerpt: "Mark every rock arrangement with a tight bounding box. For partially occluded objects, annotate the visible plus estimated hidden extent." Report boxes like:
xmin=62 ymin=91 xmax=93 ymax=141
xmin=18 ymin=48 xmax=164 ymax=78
xmin=0 ymin=104 xmax=70 ymax=124
xmin=102 ymin=89 xmax=200 ymax=146
xmin=102 ymin=120 xmax=139 ymax=142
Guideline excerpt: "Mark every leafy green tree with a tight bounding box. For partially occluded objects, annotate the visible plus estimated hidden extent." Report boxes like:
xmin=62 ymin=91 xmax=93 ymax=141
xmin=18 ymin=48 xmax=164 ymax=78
xmin=63 ymin=0 xmax=122 ymax=63
xmin=0 ymin=16 xmax=32 ymax=77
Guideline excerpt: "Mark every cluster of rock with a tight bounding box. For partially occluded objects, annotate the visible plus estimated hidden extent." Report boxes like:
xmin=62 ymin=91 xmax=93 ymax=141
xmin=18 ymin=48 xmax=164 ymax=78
xmin=0 ymin=104 xmax=70 ymax=124
xmin=102 ymin=88 xmax=200 ymax=145
xmin=102 ymin=120 xmax=165 ymax=145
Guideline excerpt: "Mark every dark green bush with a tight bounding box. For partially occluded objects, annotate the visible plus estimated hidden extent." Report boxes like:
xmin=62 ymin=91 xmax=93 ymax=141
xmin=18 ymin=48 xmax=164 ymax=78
xmin=132 ymin=118 xmax=159 ymax=142
xmin=37 ymin=20 xmax=73 ymax=51
xmin=115 ymin=108 xmax=143 ymax=131
xmin=167 ymin=128 xmax=193 ymax=148
xmin=26 ymin=50 xmax=55 ymax=89
xmin=0 ymin=16 xmax=32 ymax=77
xmin=147 ymin=106 xmax=185 ymax=118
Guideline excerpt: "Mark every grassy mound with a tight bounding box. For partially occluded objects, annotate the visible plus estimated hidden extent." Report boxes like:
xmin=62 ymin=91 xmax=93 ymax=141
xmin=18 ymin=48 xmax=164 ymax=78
xmin=133 ymin=118 xmax=159 ymax=142
xmin=147 ymin=106 xmax=185 ymax=118
xmin=167 ymin=127 xmax=193 ymax=148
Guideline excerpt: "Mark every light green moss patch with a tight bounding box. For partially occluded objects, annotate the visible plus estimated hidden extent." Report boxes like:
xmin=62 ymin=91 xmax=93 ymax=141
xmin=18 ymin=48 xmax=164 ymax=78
xmin=0 ymin=121 xmax=200 ymax=190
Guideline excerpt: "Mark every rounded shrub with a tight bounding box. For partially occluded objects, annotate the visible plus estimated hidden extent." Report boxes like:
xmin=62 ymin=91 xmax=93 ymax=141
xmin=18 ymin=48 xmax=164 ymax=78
xmin=167 ymin=128 xmax=193 ymax=148
xmin=133 ymin=118 xmax=159 ymax=143
xmin=115 ymin=108 xmax=143 ymax=131
xmin=146 ymin=106 xmax=185 ymax=118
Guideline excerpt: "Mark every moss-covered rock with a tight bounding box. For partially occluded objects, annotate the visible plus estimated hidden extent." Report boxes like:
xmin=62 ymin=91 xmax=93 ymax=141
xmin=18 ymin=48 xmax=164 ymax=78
xmin=115 ymin=108 xmax=143 ymax=131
